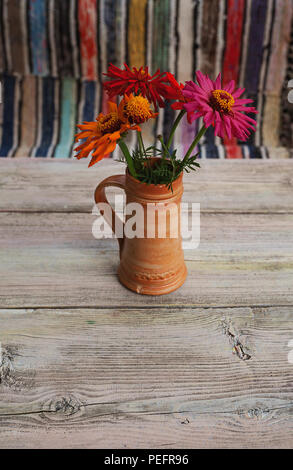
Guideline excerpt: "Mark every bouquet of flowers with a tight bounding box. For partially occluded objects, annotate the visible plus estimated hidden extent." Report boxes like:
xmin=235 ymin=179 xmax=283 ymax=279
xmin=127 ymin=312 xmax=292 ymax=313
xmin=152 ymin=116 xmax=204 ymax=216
xmin=75 ymin=64 xmax=257 ymax=188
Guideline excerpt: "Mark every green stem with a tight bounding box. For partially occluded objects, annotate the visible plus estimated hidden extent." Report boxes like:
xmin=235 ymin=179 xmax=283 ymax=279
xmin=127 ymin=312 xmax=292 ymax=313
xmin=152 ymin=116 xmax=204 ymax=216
xmin=118 ymin=140 xmax=137 ymax=178
xmin=137 ymin=131 xmax=146 ymax=156
xmin=182 ymin=124 xmax=207 ymax=164
xmin=158 ymin=135 xmax=176 ymax=184
xmin=166 ymin=109 xmax=186 ymax=150
xmin=158 ymin=135 xmax=172 ymax=159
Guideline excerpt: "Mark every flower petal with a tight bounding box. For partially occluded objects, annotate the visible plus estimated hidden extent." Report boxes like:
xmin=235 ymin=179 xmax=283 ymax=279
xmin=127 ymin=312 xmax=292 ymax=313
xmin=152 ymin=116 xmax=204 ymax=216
xmin=196 ymin=70 xmax=213 ymax=93
xmin=225 ymin=80 xmax=235 ymax=94
xmin=214 ymin=73 xmax=222 ymax=89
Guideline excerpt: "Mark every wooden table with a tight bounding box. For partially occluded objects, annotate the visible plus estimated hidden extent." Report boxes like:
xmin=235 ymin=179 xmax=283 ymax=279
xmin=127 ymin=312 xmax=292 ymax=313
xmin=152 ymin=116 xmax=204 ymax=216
xmin=0 ymin=158 xmax=293 ymax=449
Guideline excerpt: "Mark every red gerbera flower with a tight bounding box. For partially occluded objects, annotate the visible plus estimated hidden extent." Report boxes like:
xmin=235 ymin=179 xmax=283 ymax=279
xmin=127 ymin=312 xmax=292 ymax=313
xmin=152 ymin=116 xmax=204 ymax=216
xmin=103 ymin=63 xmax=171 ymax=110
xmin=164 ymin=72 xmax=186 ymax=109
xmin=162 ymin=72 xmax=197 ymax=123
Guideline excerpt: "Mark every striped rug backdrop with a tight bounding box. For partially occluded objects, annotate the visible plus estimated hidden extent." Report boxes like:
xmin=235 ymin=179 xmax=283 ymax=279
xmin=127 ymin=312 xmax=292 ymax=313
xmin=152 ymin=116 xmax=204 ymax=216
xmin=0 ymin=0 xmax=292 ymax=159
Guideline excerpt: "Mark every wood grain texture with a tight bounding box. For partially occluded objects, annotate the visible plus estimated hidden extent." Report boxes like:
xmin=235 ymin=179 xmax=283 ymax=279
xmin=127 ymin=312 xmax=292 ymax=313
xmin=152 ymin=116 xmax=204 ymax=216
xmin=1 ymin=159 xmax=293 ymax=213
xmin=0 ymin=212 xmax=292 ymax=308
xmin=0 ymin=306 xmax=293 ymax=449
xmin=1 ymin=159 xmax=293 ymax=448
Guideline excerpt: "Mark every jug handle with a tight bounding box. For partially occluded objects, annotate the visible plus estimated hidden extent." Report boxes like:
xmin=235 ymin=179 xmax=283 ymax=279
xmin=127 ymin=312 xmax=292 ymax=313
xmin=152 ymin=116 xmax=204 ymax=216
xmin=94 ymin=174 xmax=126 ymax=257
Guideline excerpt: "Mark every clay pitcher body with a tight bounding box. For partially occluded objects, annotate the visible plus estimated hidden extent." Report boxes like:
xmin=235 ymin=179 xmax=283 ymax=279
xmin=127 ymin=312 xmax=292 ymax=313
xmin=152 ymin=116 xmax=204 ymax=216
xmin=95 ymin=167 xmax=187 ymax=295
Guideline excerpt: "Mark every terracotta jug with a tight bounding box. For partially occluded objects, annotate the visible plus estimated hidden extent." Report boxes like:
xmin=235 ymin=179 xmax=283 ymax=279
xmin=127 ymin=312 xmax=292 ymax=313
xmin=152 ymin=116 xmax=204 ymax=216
xmin=94 ymin=165 xmax=187 ymax=295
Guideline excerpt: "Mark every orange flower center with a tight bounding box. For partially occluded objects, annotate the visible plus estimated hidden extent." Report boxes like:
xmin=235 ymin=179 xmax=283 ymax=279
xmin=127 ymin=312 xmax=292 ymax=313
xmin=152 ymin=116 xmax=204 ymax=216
xmin=210 ymin=89 xmax=235 ymax=113
xmin=124 ymin=95 xmax=152 ymax=123
xmin=98 ymin=113 xmax=122 ymax=134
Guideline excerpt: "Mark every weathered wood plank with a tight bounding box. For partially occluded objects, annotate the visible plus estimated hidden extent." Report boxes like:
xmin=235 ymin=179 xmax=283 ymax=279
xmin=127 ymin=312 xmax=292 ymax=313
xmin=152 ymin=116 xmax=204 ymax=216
xmin=1 ymin=159 xmax=293 ymax=213
xmin=0 ymin=306 xmax=293 ymax=448
xmin=0 ymin=212 xmax=292 ymax=308
xmin=1 ymin=410 xmax=293 ymax=448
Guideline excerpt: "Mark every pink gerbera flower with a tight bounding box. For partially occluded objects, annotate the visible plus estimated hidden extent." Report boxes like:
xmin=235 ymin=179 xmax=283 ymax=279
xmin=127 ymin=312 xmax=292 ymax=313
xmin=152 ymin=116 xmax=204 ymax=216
xmin=182 ymin=71 xmax=258 ymax=140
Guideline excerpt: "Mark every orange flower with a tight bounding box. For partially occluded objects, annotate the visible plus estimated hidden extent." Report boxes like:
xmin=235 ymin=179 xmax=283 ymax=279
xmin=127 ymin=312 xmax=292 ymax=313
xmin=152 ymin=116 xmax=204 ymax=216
xmin=75 ymin=101 xmax=140 ymax=167
xmin=122 ymin=93 xmax=158 ymax=124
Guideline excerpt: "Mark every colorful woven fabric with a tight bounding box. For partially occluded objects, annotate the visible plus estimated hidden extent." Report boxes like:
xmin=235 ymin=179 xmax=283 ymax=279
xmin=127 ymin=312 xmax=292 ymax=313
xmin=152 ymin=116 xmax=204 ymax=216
xmin=0 ymin=0 xmax=292 ymax=159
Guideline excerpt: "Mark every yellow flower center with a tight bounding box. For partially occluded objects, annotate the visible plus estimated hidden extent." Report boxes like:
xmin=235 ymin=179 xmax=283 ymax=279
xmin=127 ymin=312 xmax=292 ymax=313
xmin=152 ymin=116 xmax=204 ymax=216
xmin=98 ymin=113 xmax=122 ymax=134
xmin=124 ymin=95 xmax=152 ymax=123
xmin=210 ymin=89 xmax=235 ymax=113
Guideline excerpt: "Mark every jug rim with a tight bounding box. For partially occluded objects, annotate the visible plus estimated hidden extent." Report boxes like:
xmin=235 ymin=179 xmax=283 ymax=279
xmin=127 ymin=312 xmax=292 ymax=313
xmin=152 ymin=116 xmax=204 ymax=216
xmin=125 ymin=157 xmax=183 ymax=198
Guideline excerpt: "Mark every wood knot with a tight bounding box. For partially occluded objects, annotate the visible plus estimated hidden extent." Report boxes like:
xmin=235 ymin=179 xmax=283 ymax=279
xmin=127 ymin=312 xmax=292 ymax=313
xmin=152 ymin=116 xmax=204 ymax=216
xmin=180 ymin=417 xmax=190 ymax=425
xmin=41 ymin=395 xmax=83 ymax=421
xmin=247 ymin=407 xmax=269 ymax=419
xmin=221 ymin=319 xmax=251 ymax=361
xmin=0 ymin=345 xmax=34 ymax=391
xmin=0 ymin=346 xmax=15 ymax=386
xmin=238 ymin=405 xmax=270 ymax=421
